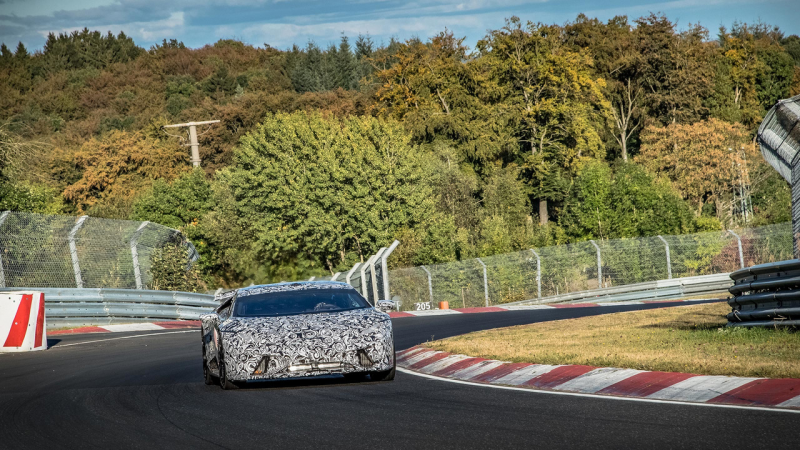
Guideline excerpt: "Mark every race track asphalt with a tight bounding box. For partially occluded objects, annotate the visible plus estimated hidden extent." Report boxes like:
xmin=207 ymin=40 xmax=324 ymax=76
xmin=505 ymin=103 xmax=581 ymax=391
xmin=0 ymin=300 xmax=796 ymax=449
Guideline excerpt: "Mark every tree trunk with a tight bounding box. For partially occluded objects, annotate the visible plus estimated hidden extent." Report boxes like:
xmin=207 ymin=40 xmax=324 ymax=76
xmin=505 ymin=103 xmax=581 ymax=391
xmin=539 ymin=198 xmax=548 ymax=225
xmin=621 ymin=133 xmax=628 ymax=162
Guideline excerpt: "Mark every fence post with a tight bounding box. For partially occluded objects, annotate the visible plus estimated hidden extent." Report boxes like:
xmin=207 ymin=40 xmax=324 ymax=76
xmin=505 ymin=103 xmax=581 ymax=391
xmin=371 ymin=248 xmax=387 ymax=303
xmin=68 ymin=215 xmax=89 ymax=288
xmin=130 ymin=221 xmax=150 ymax=290
xmin=0 ymin=211 xmax=9 ymax=288
xmin=529 ymin=249 xmax=541 ymax=299
xmin=345 ymin=262 xmax=361 ymax=285
xmin=420 ymin=265 xmax=434 ymax=304
xmin=589 ymin=240 xmax=602 ymax=289
xmin=727 ymin=230 xmax=745 ymax=269
xmin=360 ymin=253 xmax=378 ymax=300
xmin=656 ymin=235 xmax=672 ymax=279
xmin=330 ymin=272 xmax=341 ymax=281
xmin=380 ymin=240 xmax=400 ymax=300
xmin=476 ymin=258 xmax=489 ymax=307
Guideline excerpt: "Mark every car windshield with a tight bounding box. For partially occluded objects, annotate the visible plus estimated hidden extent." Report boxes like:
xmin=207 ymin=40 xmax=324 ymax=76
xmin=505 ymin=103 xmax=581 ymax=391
xmin=232 ymin=288 xmax=371 ymax=317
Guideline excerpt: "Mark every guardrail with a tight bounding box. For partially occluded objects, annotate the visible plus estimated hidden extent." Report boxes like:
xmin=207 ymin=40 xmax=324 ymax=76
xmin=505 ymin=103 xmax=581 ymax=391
xmin=1 ymin=288 xmax=216 ymax=330
xmin=503 ymin=273 xmax=733 ymax=306
xmin=728 ymin=259 xmax=800 ymax=327
xmin=2 ymin=272 xmax=733 ymax=330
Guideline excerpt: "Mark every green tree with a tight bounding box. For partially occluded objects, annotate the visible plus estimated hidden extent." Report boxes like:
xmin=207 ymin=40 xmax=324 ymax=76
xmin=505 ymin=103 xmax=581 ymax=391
xmin=222 ymin=111 xmax=437 ymax=279
xmin=477 ymin=17 xmax=609 ymax=224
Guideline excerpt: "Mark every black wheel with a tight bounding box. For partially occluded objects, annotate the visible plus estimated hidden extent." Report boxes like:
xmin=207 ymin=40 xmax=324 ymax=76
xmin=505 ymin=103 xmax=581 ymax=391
xmin=218 ymin=348 xmax=239 ymax=390
xmin=372 ymin=365 xmax=395 ymax=381
xmin=371 ymin=346 xmax=396 ymax=381
xmin=343 ymin=372 xmax=368 ymax=382
xmin=202 ymin=344 xmax=217 ymax=385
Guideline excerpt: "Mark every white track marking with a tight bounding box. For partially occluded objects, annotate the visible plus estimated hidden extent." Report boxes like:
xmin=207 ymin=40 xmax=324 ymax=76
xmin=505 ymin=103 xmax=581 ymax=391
xmin=499 ymin=305 xmax=555 ymax=311
xmin=52 ymin=330 xmax=196 ymax=348
xmin=397 ymin=367 xmax=800 ymax=414
xmin=450 ymin=361 xmax=505 ymax=380
xmin=555 ymin=368 xmax=646 ymax=394
xmin=100 ymin=323 xmax=167 ymax=332
xmin=646 ymin=376 xmax=760 ymax=402
xmin=406 ymin=309 xmax=463 ymax=316
xmin=492 ymin=364 xmax=562 ymax=385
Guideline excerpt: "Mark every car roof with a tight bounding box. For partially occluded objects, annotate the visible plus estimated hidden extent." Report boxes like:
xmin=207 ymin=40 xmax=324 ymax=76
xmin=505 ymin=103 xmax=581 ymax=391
xmin=236 ymin=281 xmax=353 ymax=298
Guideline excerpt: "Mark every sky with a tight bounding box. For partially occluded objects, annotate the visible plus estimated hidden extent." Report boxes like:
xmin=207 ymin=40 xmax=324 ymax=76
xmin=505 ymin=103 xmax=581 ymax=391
xmin=1 ymin=0 xmax=799 ymax=52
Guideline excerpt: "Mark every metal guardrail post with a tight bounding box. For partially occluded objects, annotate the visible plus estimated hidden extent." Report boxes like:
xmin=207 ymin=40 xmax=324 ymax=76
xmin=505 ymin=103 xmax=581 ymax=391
xmin=345 ymin=262 xmax=361 ymax=285
xmin=420 ymin=265 xmax=434 ymax=304
xmin=0 ymin=211 xmax=9 ymax=288
xmin=330 ymin=272 xmax=341 ymax=281
xmin=68 ymin=215 xmax=89 ymax=288
xmin=371 ymin=248 xmax=387 ymax=303
xmin=380 ymin=240 xmax=400 ymax=300
xmin=476 ymin=258 xmax=489 ymax=307
xmin=360 ymin=254 xmax=378 ymax=299
xmin=589 ymin=240 xmax=602 ymax=289
xmin=727 ymin=230 xmax=745 ymax=269
xmin=529 ymin=249 xmax=541 ymax=299
xmin=130 ymin=221 xmax=149 ymax=290
xmin=656 ymin=235 xmax=672 ymax=279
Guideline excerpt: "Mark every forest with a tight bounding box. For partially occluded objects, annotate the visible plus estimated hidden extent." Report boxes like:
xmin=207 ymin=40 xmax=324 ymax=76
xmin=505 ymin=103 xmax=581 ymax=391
xmin=0 ymin=13 xmax=799 ymax=288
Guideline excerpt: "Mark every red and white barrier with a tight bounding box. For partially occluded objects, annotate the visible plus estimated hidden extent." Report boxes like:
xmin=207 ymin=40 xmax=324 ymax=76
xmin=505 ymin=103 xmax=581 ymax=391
xmin=0 ymin=291 xmax=47 ymax=353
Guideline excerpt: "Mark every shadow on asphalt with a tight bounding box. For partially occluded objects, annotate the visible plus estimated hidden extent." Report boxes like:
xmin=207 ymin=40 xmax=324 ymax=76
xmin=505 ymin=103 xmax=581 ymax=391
xmin=218 ymin=374 xmax=391 ymax=391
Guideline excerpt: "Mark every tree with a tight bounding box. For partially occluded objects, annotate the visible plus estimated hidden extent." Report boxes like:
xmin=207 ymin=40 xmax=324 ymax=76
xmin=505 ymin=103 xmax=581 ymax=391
xmin=132 ymin=168 xmax=213 ymax=229
xmin=59 ymin=130 xmax=189 ymax=217
xmin=222 ymin=111 xmax=438 ymax=279
xmin=635 ymin=15 xmax=715 ymax=126
xmin=636 ymin=118 xmax=753 ymax=224
xmin=477 ymin=17 xmax=609 ymax=224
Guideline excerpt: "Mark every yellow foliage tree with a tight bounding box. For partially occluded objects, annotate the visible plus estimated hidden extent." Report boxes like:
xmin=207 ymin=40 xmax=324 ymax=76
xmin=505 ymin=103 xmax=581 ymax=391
xmin=60 ymin=130 xmax=189 ymax=217
xmin=636 ymin=118 xmax=757 ymax=224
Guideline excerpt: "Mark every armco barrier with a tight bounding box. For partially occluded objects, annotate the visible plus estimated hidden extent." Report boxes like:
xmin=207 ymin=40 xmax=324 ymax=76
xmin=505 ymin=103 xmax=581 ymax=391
xmin=3 ymin=288 xmax=217 ymax=330
xmin=728 ymin=259 xmax=800 ymax=327
xmin=0 ymin=291 xmax=47 ymax=352
xmin=503 ymin=273 xmax=733 ymax=306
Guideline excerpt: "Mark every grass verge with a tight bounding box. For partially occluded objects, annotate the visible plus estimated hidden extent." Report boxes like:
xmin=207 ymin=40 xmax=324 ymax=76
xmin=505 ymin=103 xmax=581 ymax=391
xmin=425 ymin=302 xmax=800 ymax=378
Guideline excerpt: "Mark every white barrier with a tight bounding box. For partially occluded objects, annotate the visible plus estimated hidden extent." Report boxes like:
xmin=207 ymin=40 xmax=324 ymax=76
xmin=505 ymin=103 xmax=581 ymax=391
xmin=0 ymin=291 xmax=46 ymax=352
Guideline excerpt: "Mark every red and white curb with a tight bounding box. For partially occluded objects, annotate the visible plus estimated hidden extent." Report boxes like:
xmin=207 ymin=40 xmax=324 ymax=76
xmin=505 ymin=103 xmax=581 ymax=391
xmin=397 ymin=346 xmax=800 ymax=411
xmin=388 ymin=298 xmax=711 ymax=318
xmin=48 ymin=320 xmax=200 ymax=336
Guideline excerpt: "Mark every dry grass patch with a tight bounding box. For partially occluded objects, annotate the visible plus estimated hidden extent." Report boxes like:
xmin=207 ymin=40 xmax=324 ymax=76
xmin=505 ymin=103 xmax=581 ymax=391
xmin=426 ymin=302 xmax=800 ymax=378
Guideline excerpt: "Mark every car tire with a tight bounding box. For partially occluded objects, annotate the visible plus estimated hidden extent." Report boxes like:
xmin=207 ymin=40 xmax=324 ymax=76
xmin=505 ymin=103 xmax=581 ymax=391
xmin=372 ymin=365 xmax=395 ymax=381
xmin=343 ymin=372 xmax=368 ymax=382
xmin=371 ymin=346 xmax=396 ymax=381
xmin=218 ymin=348 xmax=239 ymax=390
xmin=202 ymin=344 xmax=217 ymax=386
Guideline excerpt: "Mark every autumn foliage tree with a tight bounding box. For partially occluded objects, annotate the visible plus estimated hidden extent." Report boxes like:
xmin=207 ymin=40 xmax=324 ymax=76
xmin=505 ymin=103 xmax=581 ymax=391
xmin=637 ymin=118 xmax=754 ymax=223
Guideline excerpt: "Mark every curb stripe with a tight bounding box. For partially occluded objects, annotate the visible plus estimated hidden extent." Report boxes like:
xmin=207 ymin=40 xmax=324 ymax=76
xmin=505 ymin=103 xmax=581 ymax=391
xmin=452 ymin=361 xmax=505 ymax=380
xmin=473 ymin=362 xmax=533 ymax=383
xmin=409 ymin=352 xmax=450 ymax=370
xmin=432 ymin=357 xmax=486 ymax=376
xmin=399 ymin=347 xmax=800 ymax=411
xmin=525 ymin=365 xmax=597 ymax=389
xmin=708 ymin=379 xmax=800 ymax=406
xmin=551 ymin=303 xmax=599 ymax=308
xmin=598 ymin=371 xmax=696 ymax=397
xmin=3 ymin=294 xmax=33 ymax=347
xmin=494 ymin=364 xmax=563 ymax=386
xmin=555 ymin=367 xmax=646 ymax=394
xmin=646 ymin=376 xmax=760 ymax=402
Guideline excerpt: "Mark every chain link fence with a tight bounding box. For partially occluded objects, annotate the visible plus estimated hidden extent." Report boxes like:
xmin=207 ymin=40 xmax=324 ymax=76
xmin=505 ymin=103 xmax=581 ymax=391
xmin=0 ymin=211 xmax=197 ymax=290
xmin=389 ymin=222 xmax=793 ymax=311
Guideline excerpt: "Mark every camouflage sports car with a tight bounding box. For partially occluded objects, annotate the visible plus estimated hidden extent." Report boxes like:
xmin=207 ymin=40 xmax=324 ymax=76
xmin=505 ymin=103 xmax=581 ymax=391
xmin=200 ymin=281 xmax=395 ymax=389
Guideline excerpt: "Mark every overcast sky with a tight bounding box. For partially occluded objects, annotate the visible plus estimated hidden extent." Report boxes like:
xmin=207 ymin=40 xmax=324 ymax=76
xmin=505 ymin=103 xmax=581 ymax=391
xmin=1 ymin=0 xmax=798 ymax=52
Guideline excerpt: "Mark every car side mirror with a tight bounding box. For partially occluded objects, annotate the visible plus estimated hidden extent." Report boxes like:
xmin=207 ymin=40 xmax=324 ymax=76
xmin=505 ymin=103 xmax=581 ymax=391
xmin=376 ymin=300 xmax=397 ymax=313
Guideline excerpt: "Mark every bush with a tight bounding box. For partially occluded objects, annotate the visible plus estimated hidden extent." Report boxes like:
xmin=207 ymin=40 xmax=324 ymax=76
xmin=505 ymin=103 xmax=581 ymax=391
xmin=148 ymin=242 xmax=205 ymax=292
